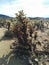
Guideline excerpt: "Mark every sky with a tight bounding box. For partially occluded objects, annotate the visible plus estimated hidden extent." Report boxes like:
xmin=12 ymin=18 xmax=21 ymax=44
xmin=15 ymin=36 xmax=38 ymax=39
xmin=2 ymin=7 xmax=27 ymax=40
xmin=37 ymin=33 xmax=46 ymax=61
xmin=0 ymin=0 xmax=49 ymax=17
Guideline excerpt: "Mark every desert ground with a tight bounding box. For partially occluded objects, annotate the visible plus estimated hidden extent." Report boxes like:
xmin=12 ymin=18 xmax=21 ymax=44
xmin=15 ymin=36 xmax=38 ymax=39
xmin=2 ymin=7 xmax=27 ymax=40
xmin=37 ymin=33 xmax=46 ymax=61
xmin=0 ymin=27 xmax=49 ymax=65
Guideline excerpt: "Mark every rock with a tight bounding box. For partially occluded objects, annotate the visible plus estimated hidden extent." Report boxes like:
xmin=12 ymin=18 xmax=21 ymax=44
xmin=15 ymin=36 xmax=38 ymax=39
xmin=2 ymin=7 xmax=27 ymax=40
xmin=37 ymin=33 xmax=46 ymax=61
xmin=34 ymin=58 xmax=38 ymax=62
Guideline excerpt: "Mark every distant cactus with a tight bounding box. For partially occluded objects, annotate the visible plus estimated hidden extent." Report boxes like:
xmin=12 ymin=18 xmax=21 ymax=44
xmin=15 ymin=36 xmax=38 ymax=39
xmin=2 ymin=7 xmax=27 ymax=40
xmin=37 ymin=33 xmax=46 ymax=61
xmin=7 ymin=22 xmax=10 ymax=31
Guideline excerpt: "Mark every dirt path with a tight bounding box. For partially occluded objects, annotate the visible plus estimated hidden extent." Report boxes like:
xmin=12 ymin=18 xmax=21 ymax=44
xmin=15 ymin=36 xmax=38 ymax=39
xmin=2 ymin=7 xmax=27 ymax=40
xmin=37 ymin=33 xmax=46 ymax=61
xmin=0 ymin=28 xmax=18 ymax=65
xmin=0 ymin=28 xmax=6 ymax=39
xmin=0 ymin=28 xmax=14 ymax=58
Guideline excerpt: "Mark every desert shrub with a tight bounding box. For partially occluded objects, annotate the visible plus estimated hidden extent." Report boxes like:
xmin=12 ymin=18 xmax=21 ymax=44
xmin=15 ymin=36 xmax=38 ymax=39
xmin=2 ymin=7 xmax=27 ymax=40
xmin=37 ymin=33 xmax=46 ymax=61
xmin=34 ymin=21 xmax=44 ymax=30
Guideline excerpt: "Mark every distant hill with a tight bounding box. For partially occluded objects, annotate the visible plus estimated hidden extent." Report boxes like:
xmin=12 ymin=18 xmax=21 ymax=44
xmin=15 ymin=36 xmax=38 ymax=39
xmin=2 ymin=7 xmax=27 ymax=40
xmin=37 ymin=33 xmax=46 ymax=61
xmin=29 ymin=17 xmax=49 ymax=21
xmin=0 ymin=14 xmax=49 ymax=21
xmin=0 ymin=14 xmax=12 ymax=19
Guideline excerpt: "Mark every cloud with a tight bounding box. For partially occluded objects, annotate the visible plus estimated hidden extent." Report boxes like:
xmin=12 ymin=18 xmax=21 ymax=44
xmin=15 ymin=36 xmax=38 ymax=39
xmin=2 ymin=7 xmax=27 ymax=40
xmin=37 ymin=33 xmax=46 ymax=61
xmin=0 ymin=0 xmax=49 ymax=17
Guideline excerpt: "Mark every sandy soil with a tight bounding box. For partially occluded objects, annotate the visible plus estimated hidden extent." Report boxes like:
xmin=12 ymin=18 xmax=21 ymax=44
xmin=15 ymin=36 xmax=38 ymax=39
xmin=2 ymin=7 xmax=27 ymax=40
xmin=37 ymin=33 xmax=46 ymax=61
xmin=0 ymin=28 xmax=14 ymax=57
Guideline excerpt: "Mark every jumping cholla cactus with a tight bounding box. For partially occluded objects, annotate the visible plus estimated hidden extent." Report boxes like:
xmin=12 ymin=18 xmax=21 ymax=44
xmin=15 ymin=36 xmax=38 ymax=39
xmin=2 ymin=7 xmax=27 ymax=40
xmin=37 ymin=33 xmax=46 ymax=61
xmin=12 ymin=10 xmax=33 ymax=48
xmin=7 ymin=22 xmax=10 ymax=31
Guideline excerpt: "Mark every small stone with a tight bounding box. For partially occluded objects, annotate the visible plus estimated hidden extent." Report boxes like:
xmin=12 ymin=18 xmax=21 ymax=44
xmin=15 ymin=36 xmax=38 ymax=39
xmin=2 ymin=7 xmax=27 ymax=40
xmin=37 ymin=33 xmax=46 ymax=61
xmin=34 ymin=58 xmax=38 ymax=62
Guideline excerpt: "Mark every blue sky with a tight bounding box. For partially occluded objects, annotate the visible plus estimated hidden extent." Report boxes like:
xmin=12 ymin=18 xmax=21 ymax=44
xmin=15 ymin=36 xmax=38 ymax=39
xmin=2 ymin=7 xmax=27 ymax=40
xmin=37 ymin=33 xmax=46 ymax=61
xmin=0 ymin=0 xmax=49 ymax=17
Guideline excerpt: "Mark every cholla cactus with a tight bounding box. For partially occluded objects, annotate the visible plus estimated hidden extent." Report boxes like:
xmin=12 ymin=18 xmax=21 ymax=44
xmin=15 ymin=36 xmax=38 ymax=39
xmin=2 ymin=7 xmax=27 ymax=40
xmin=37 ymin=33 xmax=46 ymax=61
xmin=7 ymin=22 xmax=10 ymax=31
xmin=11 ymin=10 xmax=33 ymax=51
